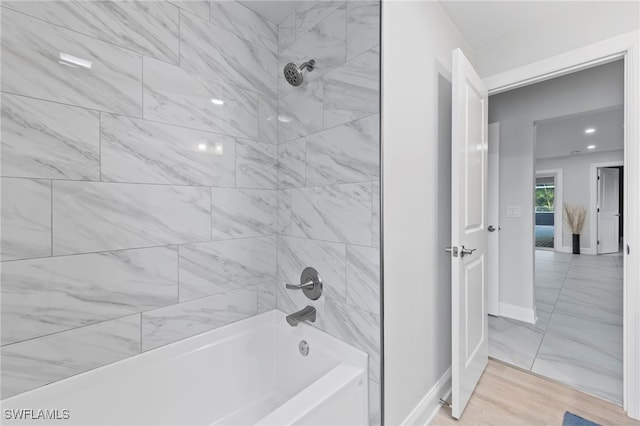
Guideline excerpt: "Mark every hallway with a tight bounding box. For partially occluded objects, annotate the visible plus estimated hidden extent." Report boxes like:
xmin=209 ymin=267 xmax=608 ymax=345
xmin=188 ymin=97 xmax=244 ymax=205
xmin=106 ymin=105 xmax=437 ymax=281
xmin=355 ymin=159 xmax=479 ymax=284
xmin=489 ymin=250 xmax=623 ymax=404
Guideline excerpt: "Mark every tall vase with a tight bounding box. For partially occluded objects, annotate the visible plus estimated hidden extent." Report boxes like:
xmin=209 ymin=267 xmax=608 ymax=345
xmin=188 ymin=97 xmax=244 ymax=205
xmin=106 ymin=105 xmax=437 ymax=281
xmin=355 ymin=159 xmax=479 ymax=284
xmin=572 ymin=234 xmax=580 ymax=254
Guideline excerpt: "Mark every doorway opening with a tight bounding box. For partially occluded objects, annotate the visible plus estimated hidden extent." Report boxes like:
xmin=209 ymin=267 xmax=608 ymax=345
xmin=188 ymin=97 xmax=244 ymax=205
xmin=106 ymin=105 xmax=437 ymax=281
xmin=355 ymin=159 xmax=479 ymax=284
xmin=487 ymin=59 xmax=626 ymax=406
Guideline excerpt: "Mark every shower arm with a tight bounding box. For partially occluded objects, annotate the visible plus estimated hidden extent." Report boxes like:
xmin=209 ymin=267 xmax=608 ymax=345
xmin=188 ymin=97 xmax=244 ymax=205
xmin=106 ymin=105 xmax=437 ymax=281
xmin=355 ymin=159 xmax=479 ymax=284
xmin=299 ymin=60 xmax=315 ymax=72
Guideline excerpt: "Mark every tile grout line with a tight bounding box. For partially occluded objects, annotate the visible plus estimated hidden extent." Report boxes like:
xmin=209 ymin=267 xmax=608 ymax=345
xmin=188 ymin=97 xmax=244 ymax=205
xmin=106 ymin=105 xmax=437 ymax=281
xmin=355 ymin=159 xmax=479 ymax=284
xmin=531 ymin=253 xmax=585 ymax=371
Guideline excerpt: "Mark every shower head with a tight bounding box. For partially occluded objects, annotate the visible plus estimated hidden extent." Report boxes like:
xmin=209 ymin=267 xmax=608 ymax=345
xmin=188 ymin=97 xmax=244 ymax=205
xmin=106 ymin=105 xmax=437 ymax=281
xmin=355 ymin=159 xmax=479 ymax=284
xmin=283 ymin=59 xmax=316 ymax=87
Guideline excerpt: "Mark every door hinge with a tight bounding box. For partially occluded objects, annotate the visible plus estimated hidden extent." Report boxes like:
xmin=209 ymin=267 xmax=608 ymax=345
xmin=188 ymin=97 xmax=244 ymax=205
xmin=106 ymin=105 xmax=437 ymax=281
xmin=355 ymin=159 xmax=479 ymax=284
xmin=627 ymin=244 xmax=631 ymax=255
xmin=597 ymin=207 xmax=600 ymax=212
xmin=597 ymin=240 xmax=600 ymax=245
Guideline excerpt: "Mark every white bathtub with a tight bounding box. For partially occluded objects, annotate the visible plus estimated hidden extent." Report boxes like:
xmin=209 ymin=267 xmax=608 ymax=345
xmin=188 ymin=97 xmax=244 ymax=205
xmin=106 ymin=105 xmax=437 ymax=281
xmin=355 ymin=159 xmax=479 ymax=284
xmin=1 ymin=310 xmax=369 ymax=425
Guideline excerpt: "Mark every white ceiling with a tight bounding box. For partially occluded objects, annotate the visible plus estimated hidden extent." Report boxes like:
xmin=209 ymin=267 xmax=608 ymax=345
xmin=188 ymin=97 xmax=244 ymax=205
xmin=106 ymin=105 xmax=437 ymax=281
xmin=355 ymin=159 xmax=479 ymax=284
xmin=439 ymin=1 xmax=579 ymax=49
xmin=239 ymin=1 xmax=303 ymax=25
xmin=535 ymin=107 xmax=624 ymax=159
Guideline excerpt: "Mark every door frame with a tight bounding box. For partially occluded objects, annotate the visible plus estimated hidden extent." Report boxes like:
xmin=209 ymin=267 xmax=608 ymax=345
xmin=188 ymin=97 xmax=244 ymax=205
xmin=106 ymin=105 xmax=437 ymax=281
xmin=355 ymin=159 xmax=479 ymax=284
xmin=484 ymin=30 xmax=639 ymax=419
xmin=487 ymin=122 xmax=500 ymax=316
xmin=535 ymin=169 xmax=564 ymax=252
xmin=591 ymin=161 xmax=624 ymax=254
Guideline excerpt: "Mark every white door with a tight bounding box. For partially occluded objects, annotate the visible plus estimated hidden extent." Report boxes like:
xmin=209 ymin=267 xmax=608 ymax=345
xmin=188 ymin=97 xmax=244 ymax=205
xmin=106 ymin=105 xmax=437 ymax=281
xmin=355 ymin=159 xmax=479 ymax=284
xmin=598 ymin=167 xmax=620 ymax=254
xmin=450 ymin=48 xmax=489 ymax=419
xmin=487 ymin=123 xmax=500 ymax=316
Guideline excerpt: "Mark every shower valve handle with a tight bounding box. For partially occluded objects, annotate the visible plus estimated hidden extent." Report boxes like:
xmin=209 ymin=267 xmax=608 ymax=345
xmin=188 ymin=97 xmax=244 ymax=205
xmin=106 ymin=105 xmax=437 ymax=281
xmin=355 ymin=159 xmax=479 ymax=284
xmin=284 ymin=267 xmax=323 ymax=301
xmin=286 ymin=280 xmax=314 ymax=290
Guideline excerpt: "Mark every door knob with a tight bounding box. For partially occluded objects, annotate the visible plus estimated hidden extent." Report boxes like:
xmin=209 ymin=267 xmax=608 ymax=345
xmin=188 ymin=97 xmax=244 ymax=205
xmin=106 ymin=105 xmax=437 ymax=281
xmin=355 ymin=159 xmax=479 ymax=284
xmin=488 ymin=225 xmax=496 ymax=232
xmin=460 ymin=246 xmax=476 ymax=257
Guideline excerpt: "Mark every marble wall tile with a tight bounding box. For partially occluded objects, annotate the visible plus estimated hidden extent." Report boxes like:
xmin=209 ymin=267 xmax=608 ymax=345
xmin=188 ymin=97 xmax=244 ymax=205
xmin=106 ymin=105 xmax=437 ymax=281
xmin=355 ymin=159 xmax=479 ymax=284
xmin=222 ymin=83 xmax=260 ymax=140
xmin=52 ymin=181 xmax=210 ymax=255
xmin=277 ymin=236 xmax=346 ymax=302
xmin=143 ymin=57 xmax=258 ymax=139
xmin=278 ymin=11 xmax=296 ymax=53
xmin=101 ymin=114 xmax=236 ymax=186
xmin=323 ymin=47 xmax=379 ymax=128
xmin=278 ymin=138 xmax=306 ymax=188
xmin=168 ymin=0 xmax=209 ymax=17
xmin=236 ymin=139 xmax=278 ymax=189
xmin=1 ymin=178 xmax=51 ymax=262
xmin=325 ymin=298 xmax=380 ymax=382
xmin=372 ymin=181 xmax=380 ymax=248
xmin=346 ymin=1 xmax=380 ymax=60
xmin=277 ymin=189 xmax=293 ymax=235
xmin=180 ymin=12 xmax=277 ymax=97
xmin=291 ymin=183 xmax=372 ymax=246
xmin=257 ymin=282 xmax=277 ymax=313
xmin=259 ymin=96 xmax=278 ymax=144
xmin=141 ymin=287 xmax=258 ymax=351
xmin=1 ymin=315 xmax=140 ymax=399
xmin=178 ymin=237 xmax=277 ymax=302
xmin=1 ymin=247 xmax=177 ymax=345
xmin=1 ymin=9 xmax=142 ymax=116
xmin=1 ymin=94 xmax=100 ymax=180
xmin=346 ymin=245 xmax=380 ymax=314
xmin=279 ymin=5 xmax=346 ymax=98
xmin=306 ymin=114 xmax=379 ymax=185
xmin=295 ymin=1 xmax=345 ymax=40
xmin=4 ymin=1 xmax=179 ymax=64
xmin=277 ymin=79 xmax=323 ymax=143
xmin=210 ymin=1 xmax=277 ymax=54
xmin=211 ymin=188 xmax=277 ymax=239
xmin=369 ymin=379 xmax=381 ymax=426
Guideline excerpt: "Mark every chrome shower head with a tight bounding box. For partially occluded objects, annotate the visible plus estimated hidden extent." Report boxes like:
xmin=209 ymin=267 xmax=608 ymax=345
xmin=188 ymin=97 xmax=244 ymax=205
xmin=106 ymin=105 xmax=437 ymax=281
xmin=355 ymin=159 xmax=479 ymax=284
xmin=283 ymin=59 xmax=316 ymax=87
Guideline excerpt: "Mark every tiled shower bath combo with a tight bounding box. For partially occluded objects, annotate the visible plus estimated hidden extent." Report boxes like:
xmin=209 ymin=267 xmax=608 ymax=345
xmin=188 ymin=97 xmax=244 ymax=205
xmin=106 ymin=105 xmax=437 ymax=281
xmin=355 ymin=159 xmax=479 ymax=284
xmin=0 ymin=1 xmax=381 ymax=424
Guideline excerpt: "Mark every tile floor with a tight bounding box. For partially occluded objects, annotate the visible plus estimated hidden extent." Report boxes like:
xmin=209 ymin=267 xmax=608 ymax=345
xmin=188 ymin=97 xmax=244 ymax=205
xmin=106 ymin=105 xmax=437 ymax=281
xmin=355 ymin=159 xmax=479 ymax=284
xmin=489 ymin=249 xmax=623 ymax=404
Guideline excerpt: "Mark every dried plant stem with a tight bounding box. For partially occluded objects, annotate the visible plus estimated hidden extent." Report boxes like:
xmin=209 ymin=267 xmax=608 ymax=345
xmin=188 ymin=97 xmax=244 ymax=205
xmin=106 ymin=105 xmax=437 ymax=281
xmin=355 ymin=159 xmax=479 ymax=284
xmin=564 ymin=203 xmax=587 ymax=234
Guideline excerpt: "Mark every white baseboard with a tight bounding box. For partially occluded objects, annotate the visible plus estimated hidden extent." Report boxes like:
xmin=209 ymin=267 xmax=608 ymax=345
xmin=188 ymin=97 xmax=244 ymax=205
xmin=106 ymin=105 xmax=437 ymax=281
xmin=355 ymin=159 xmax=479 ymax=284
xmin=559 ymin=246 xmax=596 ymax=255
xmin=401 ymin=367 xmax=452 ymax=426
xmin=499 ymin=302 xmax=535 ymax=324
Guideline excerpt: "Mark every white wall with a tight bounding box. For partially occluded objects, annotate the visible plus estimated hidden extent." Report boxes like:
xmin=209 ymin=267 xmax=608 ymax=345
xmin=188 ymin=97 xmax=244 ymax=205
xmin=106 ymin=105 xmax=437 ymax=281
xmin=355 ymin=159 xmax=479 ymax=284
xmin=382 ymin=1 xmax=472 ymax=423
xmin=474 ymin=1 xmax=640 ymax=77
xmin=537 ymin=150 xmax=623 ymax=251
xmin=489 ymin=60 xmax=623 ymax=318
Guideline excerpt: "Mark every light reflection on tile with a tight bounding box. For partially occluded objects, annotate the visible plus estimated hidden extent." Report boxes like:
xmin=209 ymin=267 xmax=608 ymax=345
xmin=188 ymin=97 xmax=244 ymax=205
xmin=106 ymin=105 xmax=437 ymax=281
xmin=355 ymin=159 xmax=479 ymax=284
xmin=4 ymin=0 xmax=180 ymax=64
xmin=101 ymin=114 xmax=236 ymax=187
xmin=2 ymin=8 xmax=142 ymax=116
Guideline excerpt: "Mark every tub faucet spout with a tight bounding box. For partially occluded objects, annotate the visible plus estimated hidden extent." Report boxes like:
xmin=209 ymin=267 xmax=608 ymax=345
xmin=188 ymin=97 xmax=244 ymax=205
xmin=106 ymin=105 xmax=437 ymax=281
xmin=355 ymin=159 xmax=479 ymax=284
xmin=286 ymin=305 xmax=316 ymax=327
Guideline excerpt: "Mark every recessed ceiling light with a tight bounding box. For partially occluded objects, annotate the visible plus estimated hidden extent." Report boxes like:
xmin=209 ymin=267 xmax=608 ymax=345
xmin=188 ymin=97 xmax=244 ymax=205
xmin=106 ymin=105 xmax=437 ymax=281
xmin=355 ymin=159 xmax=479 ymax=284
xmin=59 ymin=52 xmax=93 ymax=69
xmin=197 ymin=143 xmax=207 ymax=152
xmin=277 ymin=115 xmax=292 ymax=123
xmin=211 ymin=99 xmax=224 ymax=105
xmin=585 ymin=128 xmax=596 ymax=134
xmin=587 ymin=145 xmax=596 ymax=150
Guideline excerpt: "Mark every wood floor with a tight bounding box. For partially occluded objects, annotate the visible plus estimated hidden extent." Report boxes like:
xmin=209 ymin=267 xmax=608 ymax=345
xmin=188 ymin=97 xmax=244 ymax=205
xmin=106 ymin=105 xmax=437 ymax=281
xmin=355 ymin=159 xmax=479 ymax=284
xmin=431 ymin=360 xmax=638 ymax=426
